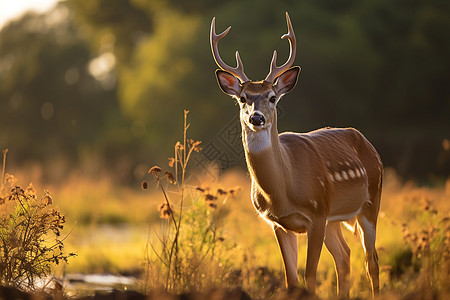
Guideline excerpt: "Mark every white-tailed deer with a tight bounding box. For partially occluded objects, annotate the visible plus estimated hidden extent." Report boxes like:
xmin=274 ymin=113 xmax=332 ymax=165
xmin=210 ymin=13 xmax=383 ymax=297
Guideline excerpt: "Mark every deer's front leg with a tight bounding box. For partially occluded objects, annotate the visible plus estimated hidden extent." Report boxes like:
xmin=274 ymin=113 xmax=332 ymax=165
xmin=274 ymin=226 xmax=298 ymax=288
xmin=305 ymin=217 xmax=326 ymax=294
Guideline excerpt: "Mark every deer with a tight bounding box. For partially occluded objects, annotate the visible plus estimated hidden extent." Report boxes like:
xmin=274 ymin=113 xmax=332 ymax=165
xmin=210 ymin=12 xmax=383 ymax=297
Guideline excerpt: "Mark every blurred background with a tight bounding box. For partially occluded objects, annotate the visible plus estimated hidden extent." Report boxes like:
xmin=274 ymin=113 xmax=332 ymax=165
xmin=1 ymin=0 xmax=449 ymax=185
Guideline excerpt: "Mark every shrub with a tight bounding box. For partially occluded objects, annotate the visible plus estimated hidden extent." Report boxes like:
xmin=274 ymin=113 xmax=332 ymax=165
xmin=0 ymin=149 xmax=76 ymax=290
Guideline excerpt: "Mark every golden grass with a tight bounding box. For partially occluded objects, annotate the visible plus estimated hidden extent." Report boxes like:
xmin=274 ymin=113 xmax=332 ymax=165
xmin=5 ymin=164 xmax=450 ymax=299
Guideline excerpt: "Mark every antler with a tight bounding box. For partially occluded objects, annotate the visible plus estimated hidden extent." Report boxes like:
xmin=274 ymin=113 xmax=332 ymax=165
xmin=210 ymin=17 xmax=249 ymax=83
xmin=265 ymin=12 xmax=296 ymax=83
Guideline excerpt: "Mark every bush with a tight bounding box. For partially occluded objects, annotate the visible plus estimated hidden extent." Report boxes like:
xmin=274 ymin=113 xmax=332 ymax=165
xmin=0 ymin=149 xmax=76 ymax=290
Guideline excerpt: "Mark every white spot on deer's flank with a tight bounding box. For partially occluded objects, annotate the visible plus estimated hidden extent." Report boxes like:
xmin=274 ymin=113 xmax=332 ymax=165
xmin=318 ymin=177 xmax=325 ymax=187
xmin=334 ymin=171 xmax=343 ymax=182
xmin=341 ymin=170 xmax=349 ymax=180
xmin=328 ymin=173 xmax=334 ymax=182
xmin=348 ymin=169 xmax=356 ymax=179
xmin=360 ymin=167 xmax=366 ymax=176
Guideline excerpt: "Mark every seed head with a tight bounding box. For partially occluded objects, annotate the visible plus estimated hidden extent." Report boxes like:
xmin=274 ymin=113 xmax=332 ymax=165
xmin=175 ymin=142 xmax=184 ymax=151
xmin=141 ymin=180 xmax=148 ymax=190
xmin=217 ymin=188 xmax=227 ymax=195
xmin=207 ymin=202 xmax=217 ymax=209
xmin=228 ymin=187 xmax=241 ymax=197
xmin=191 ymin=140 xmax=202 ymax=152
xmin=158 ymin=203 xmax=172 ymax=219
xmin=149 ymin=166 xmax=162 ymax=177
xmin=165 ymin=172 xmax=176 ymax=184
xmin=25 ymin=183 xmax=36 ymax=197
xmin=168 ymin=157 xmax=176 ymax=168
xmin=42 ymin=194 xmax=53 ymax=206
xmin=196 ymin=187 xmax=205 ymax=193
xmin=205 ymin=194 xmax=217 ymax=201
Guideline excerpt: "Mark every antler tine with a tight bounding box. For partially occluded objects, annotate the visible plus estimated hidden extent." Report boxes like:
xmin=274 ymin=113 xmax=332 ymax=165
xmin=265 ymin=12 xmax=297 ymax=83
xmin=210 ymin=17 xmax=249 ymax=83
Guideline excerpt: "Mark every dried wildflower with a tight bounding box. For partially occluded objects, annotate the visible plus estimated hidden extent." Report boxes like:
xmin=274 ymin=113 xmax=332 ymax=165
xmin=175 ymin=141 xmax=184 ymax=150
xmin=158 ymin=202 xmax=172 ymax=219
xmin=25 ymin=183 xmax=36 ymax=197
xmin=191 ymin=140 xmax=202 ymax=152
xmin=42 ymin=194 xmax=53 ymax=206
xmin=165 ymin=172 xmax=176 ymax=184
xmin=421 ymin=197 xmax=431 ymax=211
xmin=4 ymin=173 xmax=17 ymax=185
xmin=228 ymin=187 xmax=241 ymax=197
xmin=141 ymin=180 xmax=148 ymax=190
xmin=168 ymin=157 xmax=176 ymax=168
xmin=196 ymin=187 xmax=205 ymax=193
xmin=204 ymin=194 xmax=217 ymax=201
xmin=207 ymin=202 xmax=217 ymax=209
xmin=149 ymin=166 xmax=162 ymax=176
xmin=217 ymin=188 xmax=227 ymax=195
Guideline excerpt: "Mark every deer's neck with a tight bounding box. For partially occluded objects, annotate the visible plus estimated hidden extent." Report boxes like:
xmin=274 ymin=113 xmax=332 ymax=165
xmin=242 ymin=114 xmax=289 ymax=199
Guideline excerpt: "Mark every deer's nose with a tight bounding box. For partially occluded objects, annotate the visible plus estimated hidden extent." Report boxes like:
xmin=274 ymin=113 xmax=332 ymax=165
xmin=249 ymin=113 xmax=265 ymax=126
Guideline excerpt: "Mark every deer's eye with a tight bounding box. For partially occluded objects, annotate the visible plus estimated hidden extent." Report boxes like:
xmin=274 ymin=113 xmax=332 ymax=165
xmin=239 ymin=96 xmax=246 ymax=104
xmin=269 ymin=96 xmax=277 ymax=103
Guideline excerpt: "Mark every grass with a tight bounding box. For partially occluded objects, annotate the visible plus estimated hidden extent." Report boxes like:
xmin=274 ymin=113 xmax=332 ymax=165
xmin=5 ymin=163 xmax=450 ymax=299
xmin=2 ymin=112 xmax=449 ymax=298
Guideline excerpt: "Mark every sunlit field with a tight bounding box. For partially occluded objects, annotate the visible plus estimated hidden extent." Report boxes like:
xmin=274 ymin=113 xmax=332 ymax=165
xmin=3 ymin=146 xmax=449 ymax=299
xmin=1 ymin=2 xmax=449 ymax=299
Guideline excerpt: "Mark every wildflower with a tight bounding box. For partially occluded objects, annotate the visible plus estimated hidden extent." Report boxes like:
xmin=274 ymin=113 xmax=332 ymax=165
xmin=148 ymin=166 xmax=162 ymax=177
xmin=205 ymin=193 xmax=218 ymax=209
xmin=196 ymin=187 xmax=205 ymax=193
xmin=25 ymin=183 xmax=36 ymax=197
xmin=190 ymin=140 xmax=202 ymax=152
xmin=168 ymin=157 xmax=176 ymax=168
xmin=42 ymin=194 xmax=53 ymax=206
xmin=228 ymin=187 xmax=241 ymax=197
xmin=158 ymin=203 xmax=172 ymax=219
xmin=217 ymin=188 xmax=227 ymax=195
xmin=207 ymin=202 xmax=217 ymax=209
xmin=204 ymin=194 xmax=217 ymax=201
xmin=165 ymin=172 xmax=176 ymax=184
xmin=175 ymin=141 xmax=184 ymax=151
xmin=5 ymin=173 xmax=17 ymax=185
xmin=141 ymin=180 xmax=148 ymax=190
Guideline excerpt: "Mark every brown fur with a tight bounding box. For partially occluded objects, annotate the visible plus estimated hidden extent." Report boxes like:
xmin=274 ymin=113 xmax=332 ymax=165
xmin=217 ymin=75 xmax=382 ymax=297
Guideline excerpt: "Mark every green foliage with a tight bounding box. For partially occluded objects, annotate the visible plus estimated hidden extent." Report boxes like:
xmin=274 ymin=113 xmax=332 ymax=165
xmin=0 ymin=150 xmax=76 ymax=289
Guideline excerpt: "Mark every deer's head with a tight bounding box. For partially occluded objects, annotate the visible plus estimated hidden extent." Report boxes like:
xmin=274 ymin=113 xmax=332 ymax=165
xmin=211 ymin=12 xmax=300 ymax=132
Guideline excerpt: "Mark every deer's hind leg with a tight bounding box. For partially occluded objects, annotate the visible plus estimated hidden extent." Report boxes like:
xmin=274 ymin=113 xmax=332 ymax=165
xmin=356 ymin=210 xmax=379 ymax=297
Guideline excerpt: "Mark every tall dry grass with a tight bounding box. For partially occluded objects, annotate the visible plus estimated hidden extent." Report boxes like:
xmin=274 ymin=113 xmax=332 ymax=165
xmin=2 ymin=111 xmax=449 ymax=299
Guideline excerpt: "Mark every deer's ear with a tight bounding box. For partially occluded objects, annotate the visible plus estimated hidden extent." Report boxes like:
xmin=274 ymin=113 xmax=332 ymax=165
xmin=216 ymin=70 xmax=241 ymax=97
xmin=273 ymin=66 xmax=300 ymax=95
